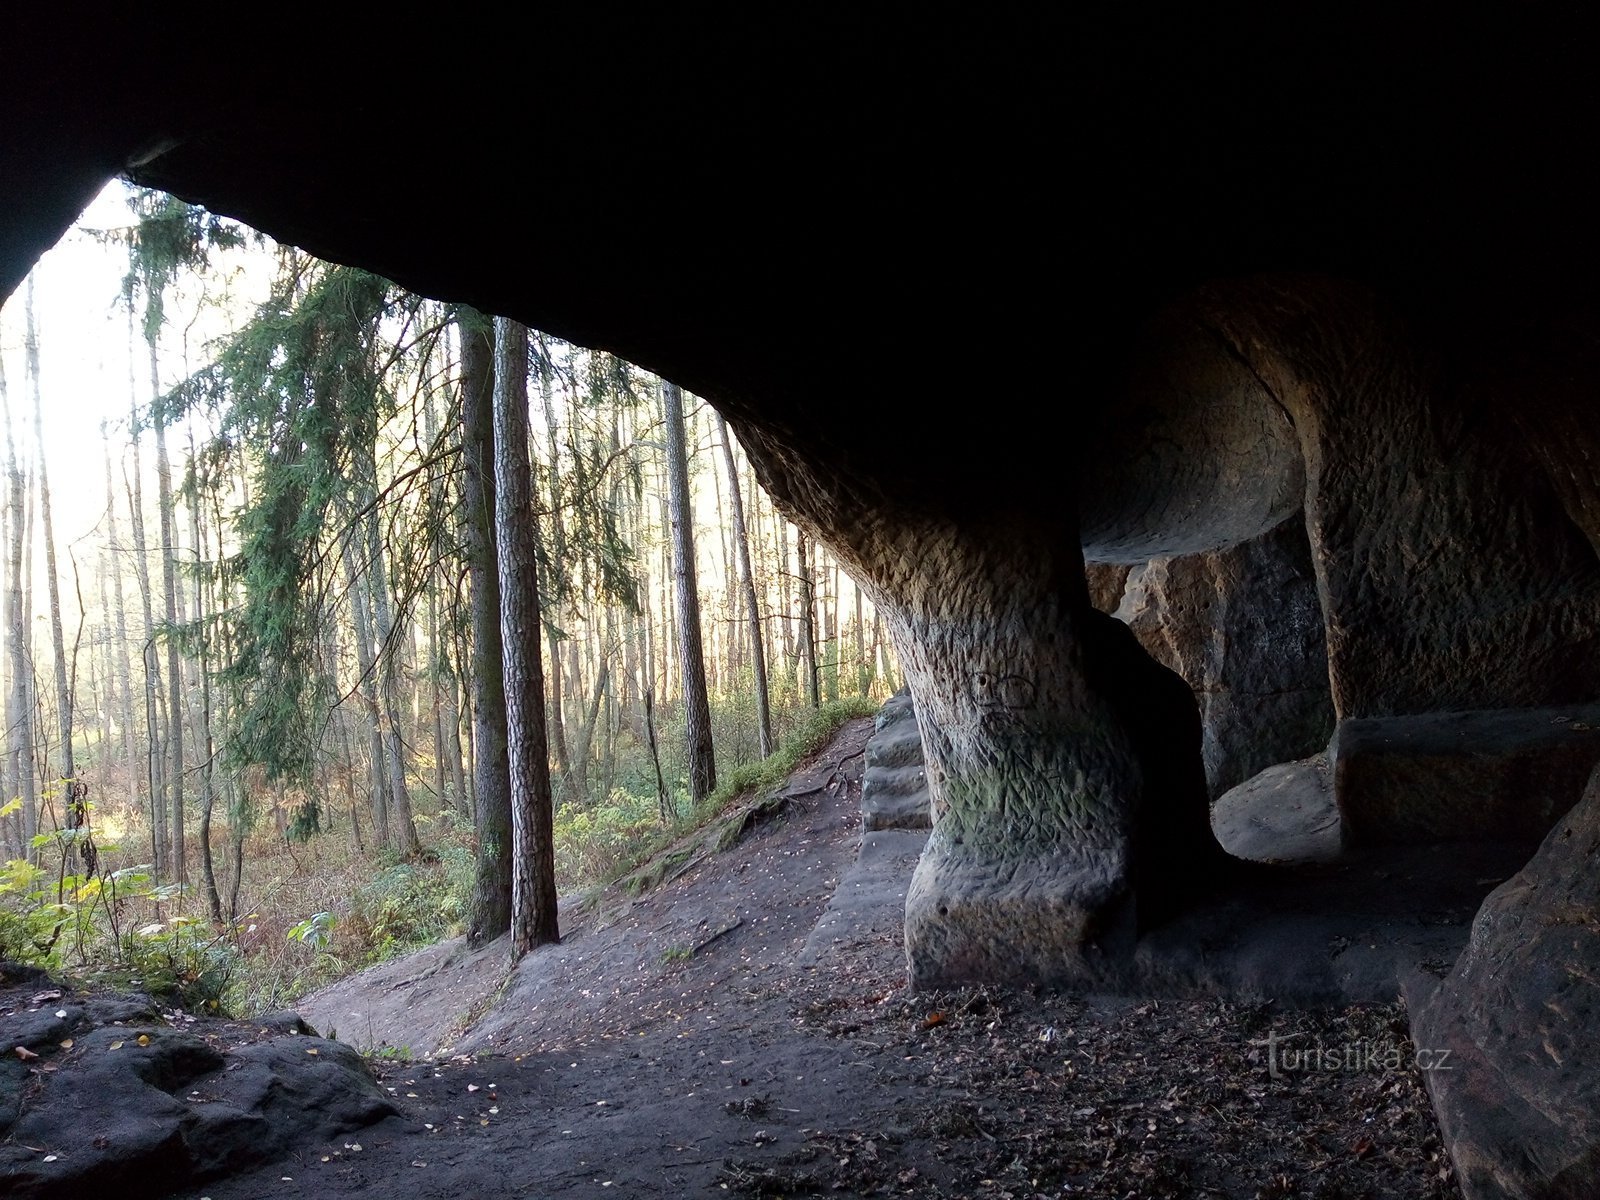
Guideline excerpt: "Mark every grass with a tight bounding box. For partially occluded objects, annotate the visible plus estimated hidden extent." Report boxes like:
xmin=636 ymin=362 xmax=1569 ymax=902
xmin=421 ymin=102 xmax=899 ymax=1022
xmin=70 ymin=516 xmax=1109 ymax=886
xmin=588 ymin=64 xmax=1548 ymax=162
xmin=593 ymin=696 xmax=877 ymax=904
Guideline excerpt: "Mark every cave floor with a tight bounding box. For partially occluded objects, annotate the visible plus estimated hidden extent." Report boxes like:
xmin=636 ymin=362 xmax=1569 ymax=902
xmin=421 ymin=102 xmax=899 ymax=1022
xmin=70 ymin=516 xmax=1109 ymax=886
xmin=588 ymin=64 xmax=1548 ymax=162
xmin=189 ymin=726 xmax=1476 ymax=1199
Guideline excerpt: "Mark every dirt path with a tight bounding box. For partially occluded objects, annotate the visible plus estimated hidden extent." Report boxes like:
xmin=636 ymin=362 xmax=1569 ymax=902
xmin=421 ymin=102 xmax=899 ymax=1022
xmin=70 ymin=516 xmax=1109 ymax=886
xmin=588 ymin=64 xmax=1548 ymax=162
xmin=194 ymin=717 xmax=1461 ymax=1199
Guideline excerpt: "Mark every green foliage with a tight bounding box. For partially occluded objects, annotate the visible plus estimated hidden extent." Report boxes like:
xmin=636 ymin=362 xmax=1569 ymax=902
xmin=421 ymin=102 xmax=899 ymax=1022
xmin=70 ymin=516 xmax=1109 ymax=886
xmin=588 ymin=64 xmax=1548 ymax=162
xmin=561 ymin=696 xmax=879 ymax=894
xmin=0 ymin=834 xmax=240 ymax=1015
xmin=340 ymin=844 xmax=473 ymax=963
xmin=287 ymin=910 xmax=336 ymax=950
xmin=120 ymin=188 xmax=247 ymax=346
xmin=176 ymin=262 xmax=423 ymax=784
xmin=693 ymin=696 xmax=878 ymax=822
xmin=553 ymin=789 xmax=666 ymax=889
xmin=285 ymin=801 xmax=322 ymax=843
xmin=0 ymin=857 xmax=63 ymax=963
xmin=114 ymin=916 xmax=240 ymax=1013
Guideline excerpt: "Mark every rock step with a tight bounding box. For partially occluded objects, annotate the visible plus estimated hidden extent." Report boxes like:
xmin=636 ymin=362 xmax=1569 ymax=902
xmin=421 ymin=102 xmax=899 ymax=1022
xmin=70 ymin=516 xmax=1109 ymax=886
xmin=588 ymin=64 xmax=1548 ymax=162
xmin=862 ymin=788 xmax=932 ymax=832
xmin=865 ymin=723 xmax=924 ymax=771
xmin=860 ymin=691 xmax=931 ymax=831
xmin=862 ymin=761 xmax=927 ymax=801
xmin=800 ymin=828 xmax=929 ymax=967
xmin=1333 ymin=702 xmax=1600 ymax=844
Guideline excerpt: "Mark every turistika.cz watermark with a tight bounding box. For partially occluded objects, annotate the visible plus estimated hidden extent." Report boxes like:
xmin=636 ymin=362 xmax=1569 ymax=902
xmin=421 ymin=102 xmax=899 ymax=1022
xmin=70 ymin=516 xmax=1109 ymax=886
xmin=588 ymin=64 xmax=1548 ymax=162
xmin=1250 ymin=1031 xmax=1453 ymax=1079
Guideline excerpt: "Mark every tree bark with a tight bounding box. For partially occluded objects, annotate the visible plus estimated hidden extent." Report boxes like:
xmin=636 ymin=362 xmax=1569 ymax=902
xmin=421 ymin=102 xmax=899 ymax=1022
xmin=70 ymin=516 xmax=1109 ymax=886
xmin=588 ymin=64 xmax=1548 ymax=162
xmin=102 ymin=427 xmax=137 ymax=819
xmin=125 ymin=304 xmax=163 ymax=872
xmin=715 ymin=413 xmax=772 ymax=756
xmin=365 ymin=507 xmax=423 ymax=856
xmin=341 ymin=540 xmax=391 ymax=848
xmin=461 ymin=314 xmax=512 ymax=941
xmin=152 ymin=338 xmax=185 ymax=883
xmin=661 ymin=381 xmax=716 ymax=802
xmin=493 ymin=317 xmax=559 ymax=958
xmin=796 ymin=529 xmax=819 ymax=709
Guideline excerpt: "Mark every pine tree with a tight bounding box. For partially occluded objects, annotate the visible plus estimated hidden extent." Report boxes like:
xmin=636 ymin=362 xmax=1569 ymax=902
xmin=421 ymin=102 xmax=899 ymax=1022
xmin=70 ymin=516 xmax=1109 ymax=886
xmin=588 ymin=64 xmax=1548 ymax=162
xmin=662 ymin=381 xmax=716 ymax=801
xmin=492 ymin=317 xmax=558 ymax=958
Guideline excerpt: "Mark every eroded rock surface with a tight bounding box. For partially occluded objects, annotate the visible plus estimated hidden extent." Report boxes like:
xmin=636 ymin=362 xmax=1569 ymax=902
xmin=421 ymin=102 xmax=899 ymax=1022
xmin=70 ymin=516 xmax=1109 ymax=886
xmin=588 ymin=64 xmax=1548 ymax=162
xmin=860 ymin=689 xmax=930 ymax=832
xmin=0 ymin=965 xmax=394 ymax=1200
xmin=1413 ymin=765 xmax=1600 ymax=1199
xmin=1112 ymin=515 xmax=1335 ymax=798
xmin=1211 ymin=756 xmax=1342 ymax=863
xmin=1334 ymin=704 xmax=1600 ymax=845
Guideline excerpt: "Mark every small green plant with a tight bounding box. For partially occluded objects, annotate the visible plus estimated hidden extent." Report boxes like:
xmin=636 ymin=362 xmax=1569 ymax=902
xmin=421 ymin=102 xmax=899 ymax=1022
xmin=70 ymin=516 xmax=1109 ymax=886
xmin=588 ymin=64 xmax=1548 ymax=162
xmin=659 ymin=944 xmax=692 ymax=964
xmin=287 ymin=910 xmax=337 ymax=950
xmin=118 ymin=915 xmax=241 ymax=1013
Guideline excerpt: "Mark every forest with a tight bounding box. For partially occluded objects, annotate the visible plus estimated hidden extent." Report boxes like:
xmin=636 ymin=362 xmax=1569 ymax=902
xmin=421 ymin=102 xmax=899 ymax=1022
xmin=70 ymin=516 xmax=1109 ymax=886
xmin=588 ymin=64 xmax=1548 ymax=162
xmin=0 ymin=184 xmax=896 ymax=1013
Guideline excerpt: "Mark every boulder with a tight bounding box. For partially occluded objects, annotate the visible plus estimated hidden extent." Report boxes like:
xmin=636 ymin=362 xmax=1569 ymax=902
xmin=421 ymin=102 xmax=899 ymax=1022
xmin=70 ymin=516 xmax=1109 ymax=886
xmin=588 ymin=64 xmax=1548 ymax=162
xmin=1412 ymin=764 xmax=1600 ymax=1199
xmin=1084 ymin=563 xmax=1130 ymax=614
xmin=1113 ymin=515 xmax=1335 ymax=799
xmin=1211 ymin=755 xmax=1341 ymax=863
xmin=0 ymin=975 xmax=396 ymax=1200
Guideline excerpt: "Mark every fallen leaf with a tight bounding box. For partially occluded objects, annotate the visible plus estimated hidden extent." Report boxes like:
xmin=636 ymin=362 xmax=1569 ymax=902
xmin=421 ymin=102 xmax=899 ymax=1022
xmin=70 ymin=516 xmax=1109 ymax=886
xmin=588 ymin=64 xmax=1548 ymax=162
xmin=108 ymin=1041 xmax=124 ymax=1051
xmin=14 ymin=1046 xmax=38 ymax=1060
xmin=42 ymin=1155 xmax=57 ymax=1163
xmin=58 ymin=1039 xmax=73 ymax=1050
xmin=921 ymin=1013 xmax=946 ymax=1030
xmin=136 ymin=1034 xmax=150 ymax=1047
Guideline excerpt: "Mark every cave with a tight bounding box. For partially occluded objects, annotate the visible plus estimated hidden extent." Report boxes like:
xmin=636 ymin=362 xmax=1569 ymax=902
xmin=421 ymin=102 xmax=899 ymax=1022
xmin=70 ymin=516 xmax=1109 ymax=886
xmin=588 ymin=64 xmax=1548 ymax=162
xmin=7 ymin=11 xmax=1600 ymax=1197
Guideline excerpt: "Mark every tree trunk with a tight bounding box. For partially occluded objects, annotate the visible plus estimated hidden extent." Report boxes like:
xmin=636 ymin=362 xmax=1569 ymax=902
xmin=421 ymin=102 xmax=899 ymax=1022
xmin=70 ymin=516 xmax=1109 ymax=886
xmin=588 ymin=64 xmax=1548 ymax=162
xmin=26 ymin=282 xmax=74 ymax=805
xmin=535 ymin=342 xmax=573 ymax=794
xmin=493 ymin=317 xmax=559 ymax=958
xmin=341 ymin=540 xmax=391 ymax=847
xmin=661 ymin=381 xmax=716 ymax=802
xmin=101 ymin=428 xmax=137 ymax=819
xmin=853 ymin=577 xmax=870 ymax=695
xmin=188 ymin=432 xmax=222 ymax=921
xmin=125 ymin=309 xmax=163 ymax=873
xmin=365 ymin=508 xmax=422 ymax=856
xmin=796 ymin=529 xmax=820 ymax=709
xmin=151 ymin=335 xmax=186 ymax=883
xmin=461 ymin=314 xmax=512 ymax=941
xmin=714 ymin=413 xmax=772 ymax=756
xmin=0 ymin=327 xmax=31 ymax=858
xmin=2 ymin=322 xmax=36 ymax=858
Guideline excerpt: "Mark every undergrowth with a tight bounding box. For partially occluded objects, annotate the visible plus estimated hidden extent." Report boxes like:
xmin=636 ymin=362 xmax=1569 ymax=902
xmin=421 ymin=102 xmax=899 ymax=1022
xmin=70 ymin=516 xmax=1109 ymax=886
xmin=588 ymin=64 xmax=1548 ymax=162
xmin=583 ymin=696 xmax=877 ymax=898
xmin=0 ymin=693 xmax=882 ymax=1019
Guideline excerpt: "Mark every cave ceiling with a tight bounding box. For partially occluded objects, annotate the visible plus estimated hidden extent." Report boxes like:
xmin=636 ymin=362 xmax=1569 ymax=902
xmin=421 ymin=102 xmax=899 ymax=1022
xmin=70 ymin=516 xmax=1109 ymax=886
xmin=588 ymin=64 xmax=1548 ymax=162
xmin=4 ymin=12 xmax=1598 ymax=511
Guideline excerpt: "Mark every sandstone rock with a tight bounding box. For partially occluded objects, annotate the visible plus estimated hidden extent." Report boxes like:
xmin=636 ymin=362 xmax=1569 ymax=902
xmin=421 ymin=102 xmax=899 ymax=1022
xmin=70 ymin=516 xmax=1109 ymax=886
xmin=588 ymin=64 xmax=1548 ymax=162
xmin=1211 ymin=756 xmax=1341 ymax=863
xmin=1332 ymin=703 xmax=1600 ymax=845
xmin=1199 ymin=279 xmax=1600 ymax=722
xmin=1113 ymin=515 xmax=1335 ymax=799
xmin=0 ymin=977 xmax=395 ymax=1200
xmin=1084 ymin=563 xmax=1130 ymax=613
xmin=1412 ymin=764 xmax=1600 ymax=1199
xmin=861 ymin=689 xmax=930 ymax=832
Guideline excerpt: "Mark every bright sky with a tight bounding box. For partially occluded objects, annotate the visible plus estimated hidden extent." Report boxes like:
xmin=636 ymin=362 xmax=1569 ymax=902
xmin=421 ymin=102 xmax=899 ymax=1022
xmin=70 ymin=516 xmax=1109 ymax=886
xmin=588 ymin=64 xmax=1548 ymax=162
xmin=0 ymin=179 xmax=275 ymax=625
